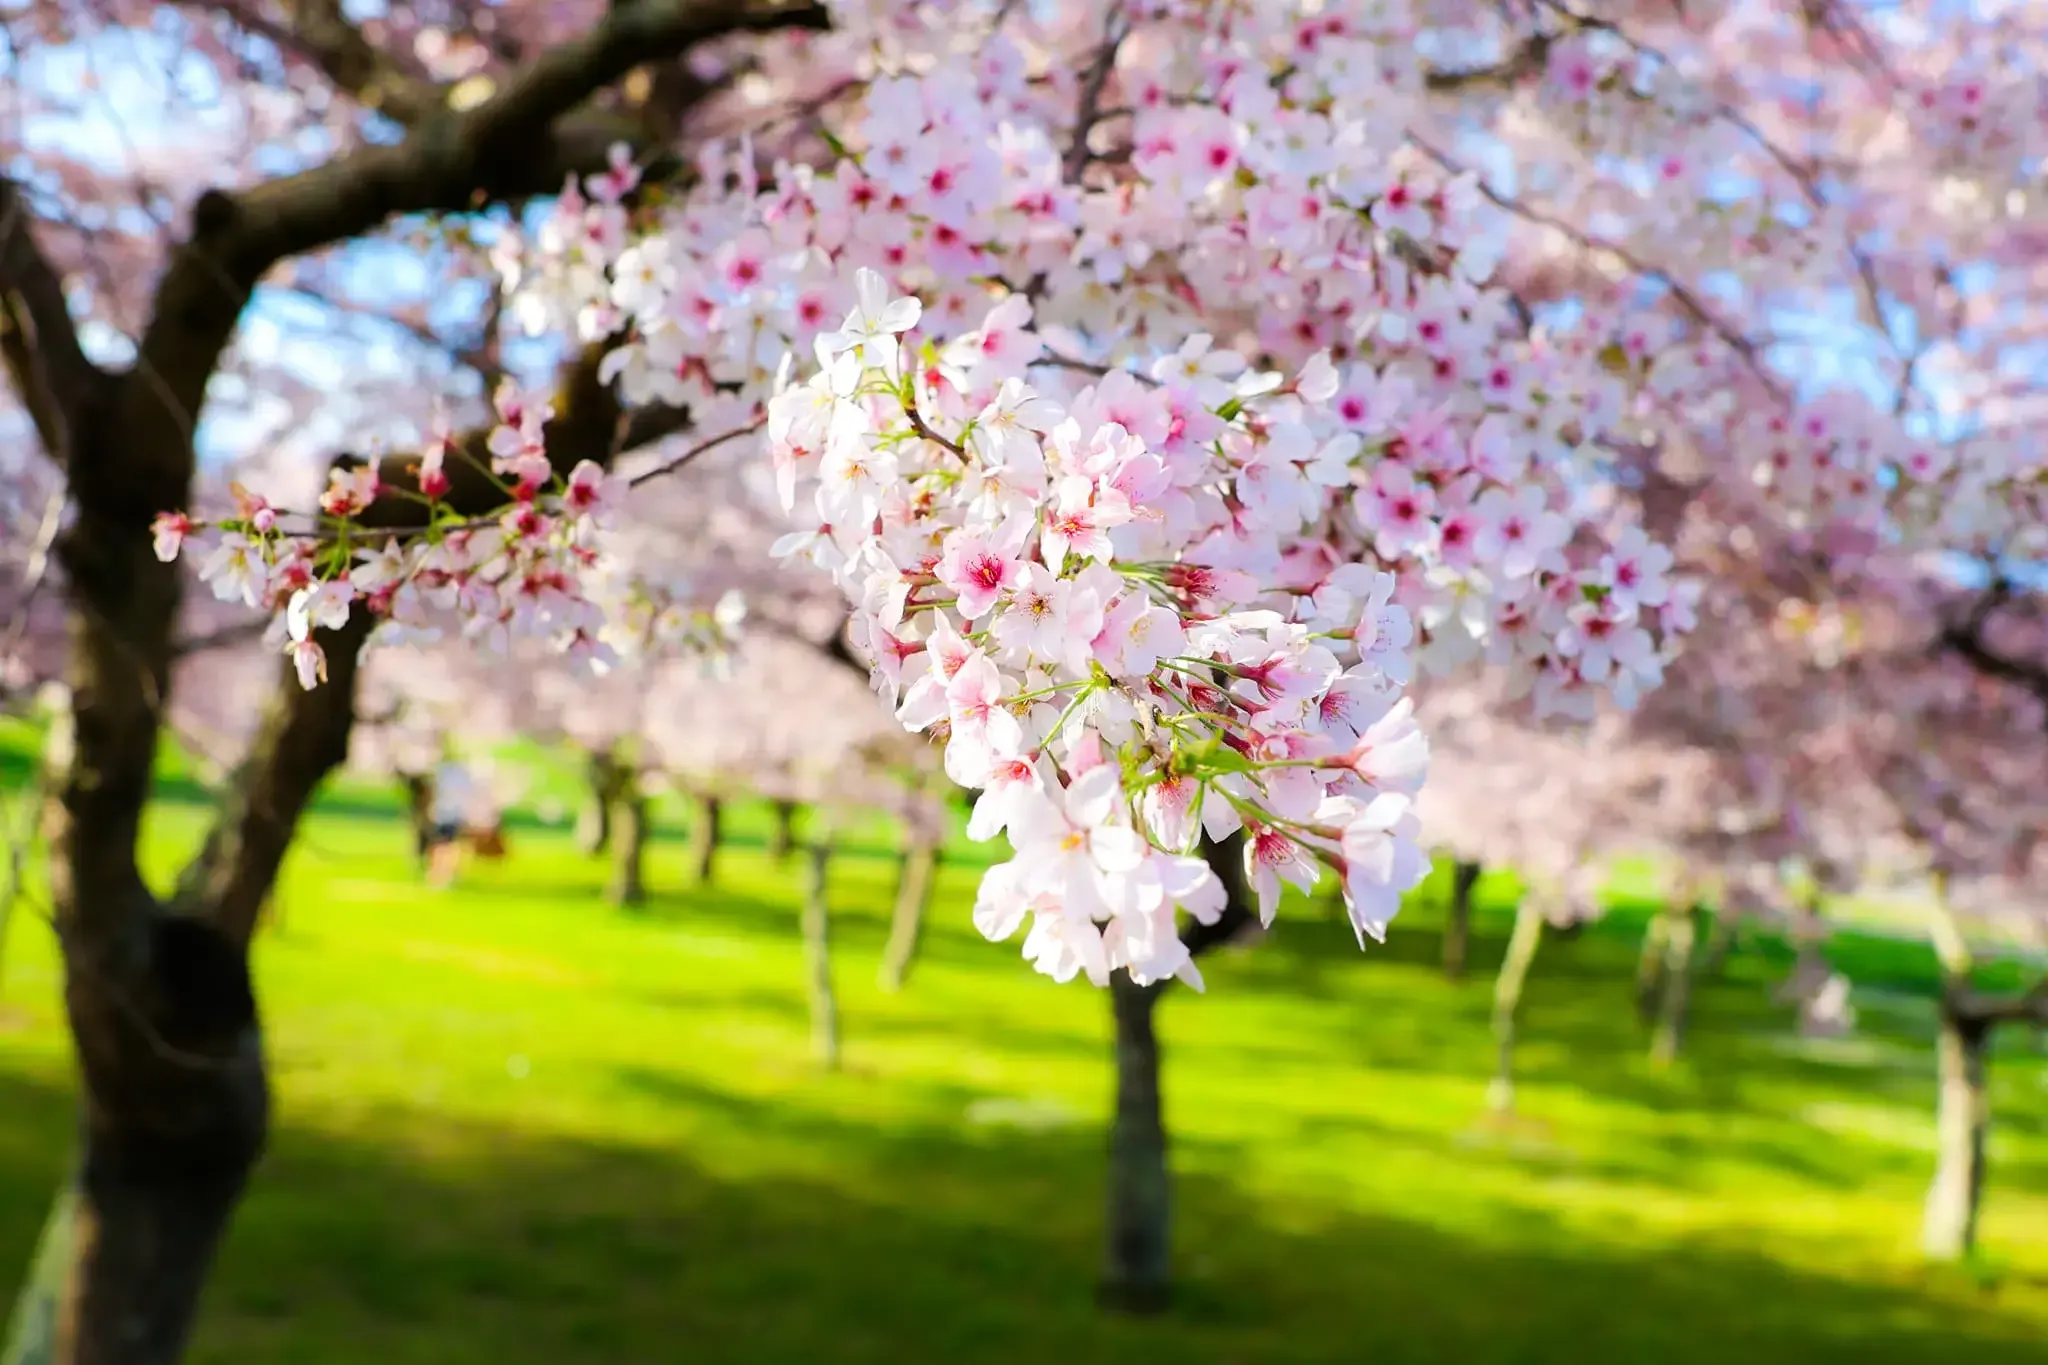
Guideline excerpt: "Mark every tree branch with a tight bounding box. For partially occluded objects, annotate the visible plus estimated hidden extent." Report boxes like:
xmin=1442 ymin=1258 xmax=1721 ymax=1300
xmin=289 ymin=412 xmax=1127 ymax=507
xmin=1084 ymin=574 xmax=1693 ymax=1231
xmin=1136 ymin=833 xmax=1255 ymax=1000
xmin=1061 ymin=7 xmax=1131 ymax=184
xmin=1948 ymin=977 xmax=2048 ymax=1030
xmin=175 ymin=343 xmax=697 ymax=944
xmin=1424 ymin=31 xmax=1557 ymax=91
xmin=0 ymin=178 xmax=108 ymax=463
xmin=122 ymin=0 xmax=827 ymax=519
xmin=213 ymin=0 xmax=442 ymax=125
xmin=1938 ymin=584 xmax=2048 ymax=715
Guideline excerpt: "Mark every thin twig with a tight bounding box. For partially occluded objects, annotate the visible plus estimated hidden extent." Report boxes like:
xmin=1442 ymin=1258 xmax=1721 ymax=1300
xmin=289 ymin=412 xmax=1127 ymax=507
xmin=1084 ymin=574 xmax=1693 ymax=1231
xmin=627 ymin=418 xmax=765 ymax=487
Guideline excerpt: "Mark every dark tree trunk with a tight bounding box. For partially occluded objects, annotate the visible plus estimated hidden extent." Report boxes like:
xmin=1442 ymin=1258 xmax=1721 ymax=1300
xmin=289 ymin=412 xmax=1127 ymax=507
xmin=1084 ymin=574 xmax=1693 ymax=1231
xmin=800 ymin=839 xmax=839 ymax=1068
xmin=18 ymin=476 xmax=283 ymax=1365
xmin=1101 ymin=973 xmax=1170 ymax=1313
xmin=1488 ymin=896 xmax=1546 ymax=1115
xmin=1634 ymin=910 xmax=1671 ymax=1024
xmin=1649 ymin=906 xmax=1702 ymax=1067
xmin=27 ymin=904 xmax=271 ymax=1365
xmin=399 ymin=772 xmax=434 ymax=866
xmin=767 ymin=799 xmax=800 ymax=865
xmin=879 ymin=837 xmax=938 ymax=993
xmin=605 ymin=785 xmax=648 ymax=909
xmin=1092 ymin=833 xmax=1252 ymax=1316
xmin=1923 ymin=1005 xmax=1990 ymax=1260
xmin=688 ymin=793 xmax=722 ymax=886
xmin=576 ymin=747 xmax=622 ymax=856
xmin=1444 ymin=858 xmax=1481 ymax=980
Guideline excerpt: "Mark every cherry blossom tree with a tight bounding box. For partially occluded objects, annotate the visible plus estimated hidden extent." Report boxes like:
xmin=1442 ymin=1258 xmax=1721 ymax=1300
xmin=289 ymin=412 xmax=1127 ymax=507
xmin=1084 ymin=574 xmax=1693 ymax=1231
xmin=10 ymin=0 xmax=2048 ymax=1350
xmin=1606 ymin=512 xmax=2048 ymax=1256
xmin=1416 ymin=677 xmax=1662 ymax=1108
xmin=0 ymin=2 xmax=837 ymax=1355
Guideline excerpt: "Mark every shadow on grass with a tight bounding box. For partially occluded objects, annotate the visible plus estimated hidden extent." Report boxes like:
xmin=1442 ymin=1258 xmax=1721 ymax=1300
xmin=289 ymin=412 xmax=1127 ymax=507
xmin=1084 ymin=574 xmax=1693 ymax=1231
xmin=1 ymin=1068 xmax=2039 ymax=1365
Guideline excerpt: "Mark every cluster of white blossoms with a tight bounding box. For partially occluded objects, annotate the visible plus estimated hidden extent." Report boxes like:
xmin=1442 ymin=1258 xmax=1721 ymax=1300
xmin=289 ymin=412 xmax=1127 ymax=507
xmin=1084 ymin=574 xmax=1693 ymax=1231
xmin=756 ymin=268 xmax=1453 ymax=986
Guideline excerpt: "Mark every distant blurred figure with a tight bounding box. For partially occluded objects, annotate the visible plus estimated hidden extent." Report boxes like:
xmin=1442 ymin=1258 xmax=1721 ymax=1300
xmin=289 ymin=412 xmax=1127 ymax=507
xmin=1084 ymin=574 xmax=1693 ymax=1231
xmin=426 ymin=757 xmax=475 ymax=887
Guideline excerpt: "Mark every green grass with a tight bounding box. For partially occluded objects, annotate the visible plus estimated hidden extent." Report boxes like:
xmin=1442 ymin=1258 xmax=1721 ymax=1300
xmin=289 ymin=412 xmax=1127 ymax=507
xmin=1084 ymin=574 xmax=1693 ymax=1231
xmin=2 ymin=735 xmax=2047 ymax=1363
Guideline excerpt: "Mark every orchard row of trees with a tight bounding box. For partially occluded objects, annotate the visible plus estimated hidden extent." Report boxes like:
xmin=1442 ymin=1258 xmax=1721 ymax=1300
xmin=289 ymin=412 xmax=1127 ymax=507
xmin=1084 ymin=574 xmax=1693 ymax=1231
xmin=2 ymin=0 xmax=2046 ymax=1360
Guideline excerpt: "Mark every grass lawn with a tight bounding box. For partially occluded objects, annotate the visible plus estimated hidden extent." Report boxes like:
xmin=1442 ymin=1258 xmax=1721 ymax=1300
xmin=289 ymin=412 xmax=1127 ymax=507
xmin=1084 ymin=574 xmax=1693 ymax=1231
xmin=2 ymin=742 xmax=2047 ymax=1363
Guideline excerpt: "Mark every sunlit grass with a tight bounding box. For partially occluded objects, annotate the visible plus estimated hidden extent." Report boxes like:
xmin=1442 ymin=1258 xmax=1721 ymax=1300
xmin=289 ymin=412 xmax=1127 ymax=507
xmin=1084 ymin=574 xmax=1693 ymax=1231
xmin=1 ymin=739 xmax=2045 ymax=1363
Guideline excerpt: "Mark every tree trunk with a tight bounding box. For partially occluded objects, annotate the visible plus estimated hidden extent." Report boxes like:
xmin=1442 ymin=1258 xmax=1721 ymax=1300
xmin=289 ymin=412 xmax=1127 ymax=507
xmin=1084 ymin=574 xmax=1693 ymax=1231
xmin=688 ymin=793 xmax=722 ymax=886
xmin=399 ymin=772 xmax=434 ymax=866
xmin=1922 ymin=1005 xmax=1990 ymax=1261
xmin=21 ymin=491 xmax=282 ymax=1365
xmin=800 ymin=839 xmax=839 ymax=1069
xmin=1650 ymin=906 xmax=1701 ymax=1067
xmin=1444 ymin=858 xmax=1480 ymax=980
xmin=575 ymin=748 xmax=621 ymax=856
xmin=605 ymin=786 xmax=648 ymax=909
xmin=8 ymin=910 xmax=271 ymax=1365
xmin=879 ymin=837 xmax=939 ymax=993
xmin=767 ymin=800 xmax=799 ymax=865
xmin=1634 ymin=910 xmax=1671 ymax=1024
xmin=1487 ymin=896 xmax=1546 ymax=1116
xmin=1101 ymin=973 xmax=1170 ymax=1312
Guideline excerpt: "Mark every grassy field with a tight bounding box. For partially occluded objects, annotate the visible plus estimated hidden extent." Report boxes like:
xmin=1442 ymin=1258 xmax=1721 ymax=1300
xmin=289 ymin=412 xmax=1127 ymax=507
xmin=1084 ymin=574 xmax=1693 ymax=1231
xmin=2 ymin=739 xmax=2047 ymax=1363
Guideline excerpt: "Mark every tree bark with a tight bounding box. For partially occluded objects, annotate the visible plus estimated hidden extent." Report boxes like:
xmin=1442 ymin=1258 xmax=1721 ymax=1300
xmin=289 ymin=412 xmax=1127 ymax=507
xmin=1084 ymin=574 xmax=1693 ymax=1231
xmin=605 ymin=784 xmax=648 ymax=909
xmin=576 ymin=747 xmax=623 ymax=856
xmin=1922 ymin=1004 xmax=1990 ymax=1260
xmin=1649 ymin=906 xmax=1701 ymax=1067
xmin=1444 ymin=858 xmax=1480 ymax=980
xmin=767 ymin=799 xmax=799 ymax=864
xmin=688 ymin=793 xmax=722 ymax=885
xmin=1101 ymin=973 xmax=1170 ymax=1313
xmin=1633 ymin=910 xmax=1671 ymax=1024
xmin=800 ymin=838 xmax=839 ymax=1068
xmin=878 ymin=837 xmax=938 ymax=993
xmin=1092 ymin=834 xmax=1252 ymax=1316
xmin=35 ymin=905 xmax=270 ymax=1365
xmin=1487 ymin=896 xmax=1546 ymax=1116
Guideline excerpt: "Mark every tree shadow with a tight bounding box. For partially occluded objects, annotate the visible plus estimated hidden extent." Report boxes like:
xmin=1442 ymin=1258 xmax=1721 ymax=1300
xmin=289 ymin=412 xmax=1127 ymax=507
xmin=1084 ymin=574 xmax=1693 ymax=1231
xmin=3 ymin=1067 xmax=2042 ymax=1365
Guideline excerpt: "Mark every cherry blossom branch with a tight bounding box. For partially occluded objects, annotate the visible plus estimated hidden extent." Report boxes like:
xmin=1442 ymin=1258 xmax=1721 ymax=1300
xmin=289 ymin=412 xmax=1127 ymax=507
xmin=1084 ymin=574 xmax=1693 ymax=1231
xmin=1533 ymin=0 xmax=1898 ymax=353
xmin=1405 ymin=132 xmax=1788 ymax=403
xmin=174 ymin=339 xmax=698 ymax=943
xmin=902 ymin=403 xmax=968 ymax=459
